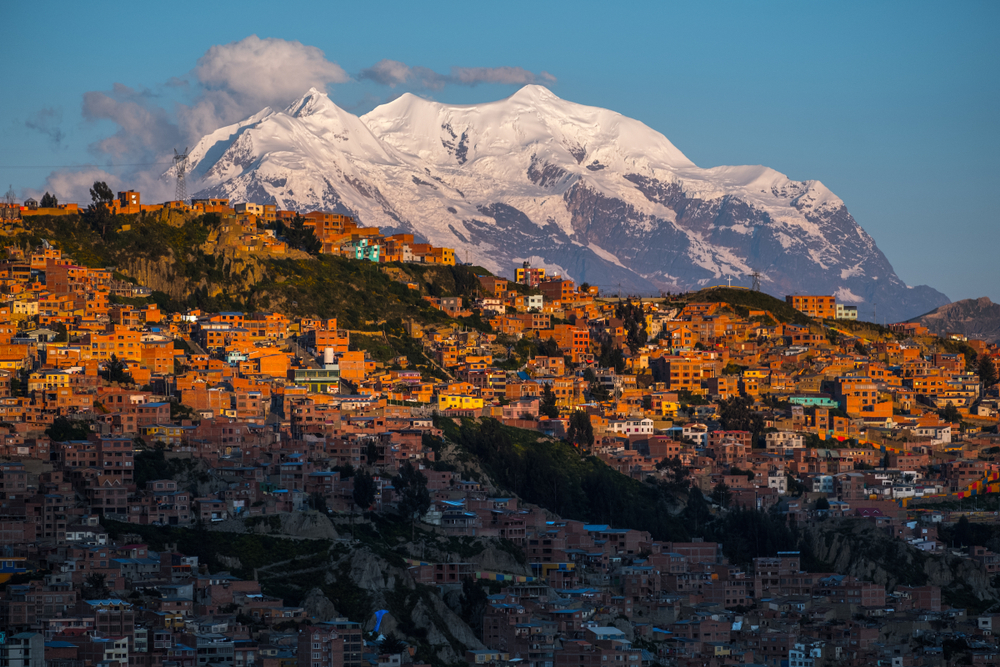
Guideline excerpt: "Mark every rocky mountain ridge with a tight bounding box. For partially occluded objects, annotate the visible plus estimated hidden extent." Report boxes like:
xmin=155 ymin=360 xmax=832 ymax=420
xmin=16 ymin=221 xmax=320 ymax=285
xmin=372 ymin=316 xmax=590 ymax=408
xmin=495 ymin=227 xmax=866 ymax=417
xmin=183 ymin=85 xmax=949 ymax=321
xmin=910 ymin=296 xmax=1000 ymax=343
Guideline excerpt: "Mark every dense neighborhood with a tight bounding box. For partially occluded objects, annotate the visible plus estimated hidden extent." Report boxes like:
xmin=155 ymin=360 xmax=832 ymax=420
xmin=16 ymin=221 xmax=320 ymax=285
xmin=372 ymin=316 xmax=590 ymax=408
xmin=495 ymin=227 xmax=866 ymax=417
xmin=1 ymin=191 xmax=1000 ymax=667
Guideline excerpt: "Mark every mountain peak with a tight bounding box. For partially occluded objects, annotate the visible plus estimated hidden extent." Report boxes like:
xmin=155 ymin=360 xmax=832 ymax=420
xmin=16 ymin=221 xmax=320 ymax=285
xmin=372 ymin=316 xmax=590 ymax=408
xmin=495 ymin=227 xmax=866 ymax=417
xmin=285 ymin=87 xmax=335 ymax=117
xmin=188 ymin=86 xmax=949 ymax=322
xmin=507 ymin=84 xmax=559 ymax=103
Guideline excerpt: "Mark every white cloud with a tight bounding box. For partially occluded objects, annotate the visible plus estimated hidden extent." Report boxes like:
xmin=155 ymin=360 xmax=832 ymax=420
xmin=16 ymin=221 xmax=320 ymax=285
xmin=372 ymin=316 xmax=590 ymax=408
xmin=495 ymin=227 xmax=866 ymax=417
xmin=43 ymin=37 xmax=557 ymax=204
xmin=450 ymin=66 xmax=550 ymax=86
xmin=25 ymin=107 xmax=65 ymax=147
xmin=359 ymin=59 xmax=556 ymax=90
xmin=185 ymin=35 xmax=350 ymax=136
xmin=82 ymin=83 xmax=181 ymax=158
xmin=358 ymin=59 xmax=412 ymax=87
xmin=34 ymin=168 xmax=120 ymax=204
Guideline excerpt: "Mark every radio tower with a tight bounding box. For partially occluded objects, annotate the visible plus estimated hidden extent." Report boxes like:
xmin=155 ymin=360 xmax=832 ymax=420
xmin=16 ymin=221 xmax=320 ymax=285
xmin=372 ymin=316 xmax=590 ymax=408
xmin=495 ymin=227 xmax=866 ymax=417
xmin=751 ymin=271 xmax=762 ymax=292
xmin=173 ymin=147 xmax=190 ymax=203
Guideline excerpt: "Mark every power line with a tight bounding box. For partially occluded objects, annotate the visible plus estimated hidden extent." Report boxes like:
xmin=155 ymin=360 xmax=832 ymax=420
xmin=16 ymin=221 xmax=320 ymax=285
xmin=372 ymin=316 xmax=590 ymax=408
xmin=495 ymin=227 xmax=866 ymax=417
xmin=0 ymin=162 xmax=175 ymax=169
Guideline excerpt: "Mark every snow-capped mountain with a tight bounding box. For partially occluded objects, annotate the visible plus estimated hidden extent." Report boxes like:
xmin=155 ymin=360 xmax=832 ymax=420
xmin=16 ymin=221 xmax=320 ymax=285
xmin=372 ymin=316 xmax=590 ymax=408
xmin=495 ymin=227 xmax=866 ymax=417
xmin=186 ymin=85 xmax=949 ymax=322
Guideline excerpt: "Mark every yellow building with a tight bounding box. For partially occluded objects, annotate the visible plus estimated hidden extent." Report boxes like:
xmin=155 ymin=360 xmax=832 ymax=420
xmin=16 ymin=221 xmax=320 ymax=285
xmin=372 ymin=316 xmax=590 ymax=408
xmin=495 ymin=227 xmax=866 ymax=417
xmin=654 ymin=399 xmax=679 ymax=418
xmin=437 ymin=394 xmax=484 ymax=411
xmin=11 ymin=299 xmax=38 ymax=320
xmin=28 ymin=370 xmax=71 ymax=392
xmin=0 ymin=356 xmax=28 ymax=371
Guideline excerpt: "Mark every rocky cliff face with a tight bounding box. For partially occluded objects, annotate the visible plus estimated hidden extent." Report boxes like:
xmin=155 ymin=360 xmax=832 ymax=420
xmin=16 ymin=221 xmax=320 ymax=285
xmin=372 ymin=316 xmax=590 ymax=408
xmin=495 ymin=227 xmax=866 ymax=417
xmin=215 ymin=512 xmax=524 ymax=664
xmin=803 ymin=521 xmax=997 ymax=606
xmin=911 ymin=296 xmax=1000 ymax=343
xmin=321 ymin=546 xmax=487 ymax=663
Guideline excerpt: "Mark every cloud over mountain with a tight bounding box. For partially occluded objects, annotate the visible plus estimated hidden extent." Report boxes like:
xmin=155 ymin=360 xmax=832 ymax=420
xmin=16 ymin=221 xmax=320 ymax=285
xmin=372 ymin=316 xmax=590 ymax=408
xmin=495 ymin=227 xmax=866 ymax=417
xmin=359 ymin=59 xmax=556 ymax=89
xmin=42 ymin=36 xmax=554 ymax=204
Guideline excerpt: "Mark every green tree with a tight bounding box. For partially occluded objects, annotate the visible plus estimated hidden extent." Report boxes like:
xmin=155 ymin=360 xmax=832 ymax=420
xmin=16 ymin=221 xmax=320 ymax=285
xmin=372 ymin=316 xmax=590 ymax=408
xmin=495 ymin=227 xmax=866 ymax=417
xmin=596 ymin=336 xmax=625 ymax=374
xmin=537 ymin=336 xmax=561 ymax=358
xmin=378 ymin=635 xmax=407 ymax=656
xmin=308 ymin=492 xmax=328 ymax=513
xmin=46 ymin=416 xmax=92 ymax=442
xmin=566 ymin=410 xmax=594 ymax=449
xmin=656 ymin=455 xmax=690 ymax=490
xmin=459 ymin=577 xmax=489 ymax=640
xmin=683 ymin=487 xmax=711 ymax=531
xmin=585 ymin=368 xmax=610 ymax=401
xmin=87 ymin=180 xmax=115 ymax=239
xmin=954 ymin=515 xmax=973 ymax=547
xmin=939 ymin=401 xmax=961 ymax=424
xmin=101 ymin=354 xmax=133 ymax=385
xmin=815 ymin=497 xmax=830 ymax=511
xmin=540 ymin=384 xmax=559 ymax=418
xmin=718 ymin=396 xmax=764 ymax=439
xmin=711 ymin=482 xmax=732 ymax=509
xmin=272 ymin=215 xmax=322 ymax=254
xmin=394 ymin=461 xmax=430 ymax=538
xmin=90 ymin=181 xmax=113 ymax=204
xmin=82 ymin=572 xmax=111 ymax=599
xmin=786 ymin=474 xmax=808 ymax=496
xmin=10 ymin=368 xmax=28 ymax=397
xmin=40 ymin=192 xmax=58 ymax=208
xmin=352 ymin=469 xmax=377 ymax=511
xmin=615 ymin=299 xmax=648 ymax=353
xmin=979 ymin=355 xmax=998 ymax=388
xmin=364 ymin=440 xmax=380 ymax=466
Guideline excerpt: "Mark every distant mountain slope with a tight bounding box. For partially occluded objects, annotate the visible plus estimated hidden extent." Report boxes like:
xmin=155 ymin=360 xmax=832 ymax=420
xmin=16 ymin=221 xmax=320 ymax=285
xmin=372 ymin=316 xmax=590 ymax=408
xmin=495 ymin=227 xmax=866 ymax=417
xmin=183 ymin=85 xmax=949 ymax=321
xmin=910 ymin=297 xmax=1000 ymax=343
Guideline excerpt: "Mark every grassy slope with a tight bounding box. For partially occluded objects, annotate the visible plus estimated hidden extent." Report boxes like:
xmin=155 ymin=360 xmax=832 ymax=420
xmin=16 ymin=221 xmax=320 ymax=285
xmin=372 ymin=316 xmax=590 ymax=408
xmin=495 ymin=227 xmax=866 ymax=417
xmin=10 ymin=212 xmax=493 ymax=328
xmin=682 ymin=287 xmax=813 ymax=325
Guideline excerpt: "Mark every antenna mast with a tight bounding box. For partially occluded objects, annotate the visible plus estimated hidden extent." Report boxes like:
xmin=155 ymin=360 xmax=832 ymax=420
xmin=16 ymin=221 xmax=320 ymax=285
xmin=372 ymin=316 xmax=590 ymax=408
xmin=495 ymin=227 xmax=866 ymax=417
xmin=173 ymin=147 xmax=190 ymax=203
xmin=751 ymin=271 xmax=761 ymax=292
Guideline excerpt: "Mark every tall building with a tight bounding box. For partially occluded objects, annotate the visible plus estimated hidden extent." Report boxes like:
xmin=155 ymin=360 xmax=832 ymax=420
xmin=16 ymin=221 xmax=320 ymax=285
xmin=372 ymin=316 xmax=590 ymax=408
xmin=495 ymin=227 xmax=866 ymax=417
xmin=0 ymin=632 xmax=44 ymax=667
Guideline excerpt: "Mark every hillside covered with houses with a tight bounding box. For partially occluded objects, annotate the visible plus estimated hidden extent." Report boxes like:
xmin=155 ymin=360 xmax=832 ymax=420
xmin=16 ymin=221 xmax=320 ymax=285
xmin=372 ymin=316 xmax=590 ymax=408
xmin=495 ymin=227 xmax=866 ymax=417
xmin=0 ymin=188 xmax=999 ymax=667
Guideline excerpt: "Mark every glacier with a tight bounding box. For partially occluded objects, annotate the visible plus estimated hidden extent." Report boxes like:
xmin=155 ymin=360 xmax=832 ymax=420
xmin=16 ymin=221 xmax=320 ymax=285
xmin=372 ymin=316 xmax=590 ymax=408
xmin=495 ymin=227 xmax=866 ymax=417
xmin=184 ymin=85 xmax=949 ymax=322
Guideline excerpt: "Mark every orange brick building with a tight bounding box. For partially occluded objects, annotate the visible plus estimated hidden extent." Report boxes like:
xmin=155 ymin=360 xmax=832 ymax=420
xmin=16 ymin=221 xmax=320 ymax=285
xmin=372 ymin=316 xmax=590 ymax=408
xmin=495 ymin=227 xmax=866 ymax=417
xmin=785 ymin=295 xmax=835 ymax=319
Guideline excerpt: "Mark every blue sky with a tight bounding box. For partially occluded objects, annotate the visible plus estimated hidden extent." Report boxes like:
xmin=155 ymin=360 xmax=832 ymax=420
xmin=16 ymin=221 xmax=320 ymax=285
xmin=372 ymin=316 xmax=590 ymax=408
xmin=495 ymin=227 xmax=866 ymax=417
xmin=2 ymin=0 xmax=997 ymax=305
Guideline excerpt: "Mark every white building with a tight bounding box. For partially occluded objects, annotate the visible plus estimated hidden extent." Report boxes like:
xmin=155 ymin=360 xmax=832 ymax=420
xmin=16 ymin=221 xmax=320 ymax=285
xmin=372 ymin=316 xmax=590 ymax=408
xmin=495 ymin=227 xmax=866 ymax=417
xmin=663 ymin=423 xmax=708 ymax=446
xmin=835 ymin=303 xmax=858 ymax=320
xmin=765 ymin=431 xmax=804 ymax=453
xmin=768 ymin=474 xmax=788 ymax=495
xmin=914 ymin=424 xmax=952 ymax=444
xmin=811 ymin=475 xmax=835 ymax=494
xmin=607 ymin=418 xmax=654 ymax=436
